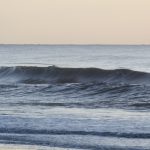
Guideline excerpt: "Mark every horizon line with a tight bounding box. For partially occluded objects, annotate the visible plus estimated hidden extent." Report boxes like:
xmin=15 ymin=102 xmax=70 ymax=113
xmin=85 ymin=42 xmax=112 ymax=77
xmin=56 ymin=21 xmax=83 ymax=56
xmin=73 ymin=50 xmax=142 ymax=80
xmin=0 ymin=44 xmax=150 ymax=46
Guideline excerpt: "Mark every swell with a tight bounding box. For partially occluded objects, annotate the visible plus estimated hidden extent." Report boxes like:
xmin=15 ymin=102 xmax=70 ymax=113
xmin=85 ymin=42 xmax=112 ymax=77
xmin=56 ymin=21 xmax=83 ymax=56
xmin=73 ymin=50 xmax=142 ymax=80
xmin=1 ymin=82 xmax=150 ymax=110
xmin=0 ymin=66 xmax=150 ymax=85
xmin=0 ymin=128 xmax=149 ymax=139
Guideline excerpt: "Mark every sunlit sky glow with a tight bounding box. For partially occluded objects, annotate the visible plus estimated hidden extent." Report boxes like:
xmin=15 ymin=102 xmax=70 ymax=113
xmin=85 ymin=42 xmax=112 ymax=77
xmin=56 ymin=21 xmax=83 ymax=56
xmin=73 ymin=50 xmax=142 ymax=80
xmin=0 ymin=0 xmax=150 ymax=44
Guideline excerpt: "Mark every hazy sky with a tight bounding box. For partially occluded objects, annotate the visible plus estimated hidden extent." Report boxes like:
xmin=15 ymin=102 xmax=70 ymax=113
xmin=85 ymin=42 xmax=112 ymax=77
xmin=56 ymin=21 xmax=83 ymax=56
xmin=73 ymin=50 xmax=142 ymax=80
xmin=0 ymin=0 xmax=150 ymax=44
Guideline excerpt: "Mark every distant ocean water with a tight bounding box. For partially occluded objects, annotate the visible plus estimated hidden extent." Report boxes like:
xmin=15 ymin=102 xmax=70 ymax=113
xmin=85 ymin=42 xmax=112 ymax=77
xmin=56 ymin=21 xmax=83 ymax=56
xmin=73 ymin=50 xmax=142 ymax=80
xmin=0 ymin=45 xmax=150 ymax=150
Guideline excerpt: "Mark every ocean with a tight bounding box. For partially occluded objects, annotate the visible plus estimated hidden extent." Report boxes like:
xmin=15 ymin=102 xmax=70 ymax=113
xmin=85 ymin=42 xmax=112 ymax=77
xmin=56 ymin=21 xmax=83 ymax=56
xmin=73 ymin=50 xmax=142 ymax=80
xmin=0 ymin=45 xmax=150 ymax=150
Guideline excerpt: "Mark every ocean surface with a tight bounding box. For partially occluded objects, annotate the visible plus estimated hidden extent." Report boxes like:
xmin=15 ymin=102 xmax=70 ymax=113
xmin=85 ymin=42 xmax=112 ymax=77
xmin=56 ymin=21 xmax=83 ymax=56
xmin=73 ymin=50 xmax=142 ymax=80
xmin=0 ymin=45 xmax=150 ymax=150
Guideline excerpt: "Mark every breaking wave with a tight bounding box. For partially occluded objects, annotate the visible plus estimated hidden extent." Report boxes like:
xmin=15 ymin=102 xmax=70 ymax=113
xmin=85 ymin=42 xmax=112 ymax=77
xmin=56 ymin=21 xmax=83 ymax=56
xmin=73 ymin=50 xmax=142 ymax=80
xmin=0 ymin=66 xmax=150 ymax=85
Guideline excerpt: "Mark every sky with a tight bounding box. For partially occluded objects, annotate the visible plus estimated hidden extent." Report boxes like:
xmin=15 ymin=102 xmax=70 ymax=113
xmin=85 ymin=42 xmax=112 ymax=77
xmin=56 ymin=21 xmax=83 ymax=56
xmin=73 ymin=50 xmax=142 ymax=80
xmin=0 ymin=0 xmax=150 ymax=44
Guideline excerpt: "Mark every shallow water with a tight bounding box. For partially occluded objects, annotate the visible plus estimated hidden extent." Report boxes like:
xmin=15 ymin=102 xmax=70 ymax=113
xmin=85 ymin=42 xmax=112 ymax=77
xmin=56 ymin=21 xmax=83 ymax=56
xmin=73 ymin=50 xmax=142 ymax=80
xmin=0 ymin=45 xmax=150 ymax=150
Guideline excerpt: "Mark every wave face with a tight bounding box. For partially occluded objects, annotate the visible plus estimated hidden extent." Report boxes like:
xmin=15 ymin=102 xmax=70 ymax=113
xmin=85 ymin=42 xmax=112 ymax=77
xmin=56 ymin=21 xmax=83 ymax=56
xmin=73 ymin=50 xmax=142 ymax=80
xmin=0 ymin=66 xmax=150 ymax=85
xmin=1 ymin=66 xmax=150 ymax=111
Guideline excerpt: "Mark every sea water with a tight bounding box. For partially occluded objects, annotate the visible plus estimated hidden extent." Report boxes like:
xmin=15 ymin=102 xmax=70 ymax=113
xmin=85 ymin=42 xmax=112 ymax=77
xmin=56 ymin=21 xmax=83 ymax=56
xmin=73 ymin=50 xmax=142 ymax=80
xmin=0 ymin=45 xmax=150 ymax=150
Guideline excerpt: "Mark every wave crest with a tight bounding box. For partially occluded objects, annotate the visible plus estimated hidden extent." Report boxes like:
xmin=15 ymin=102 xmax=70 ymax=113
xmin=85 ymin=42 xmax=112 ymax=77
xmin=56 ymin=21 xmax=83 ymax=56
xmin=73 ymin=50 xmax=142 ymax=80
xmin=0 ymin=66 xmax=149 ymax=84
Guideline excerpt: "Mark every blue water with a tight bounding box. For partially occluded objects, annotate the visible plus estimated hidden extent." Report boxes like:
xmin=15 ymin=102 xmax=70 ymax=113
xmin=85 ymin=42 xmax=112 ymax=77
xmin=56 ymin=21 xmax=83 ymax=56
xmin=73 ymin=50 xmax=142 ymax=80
xmin=0 ymin=45 xmax=150 ymax=150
